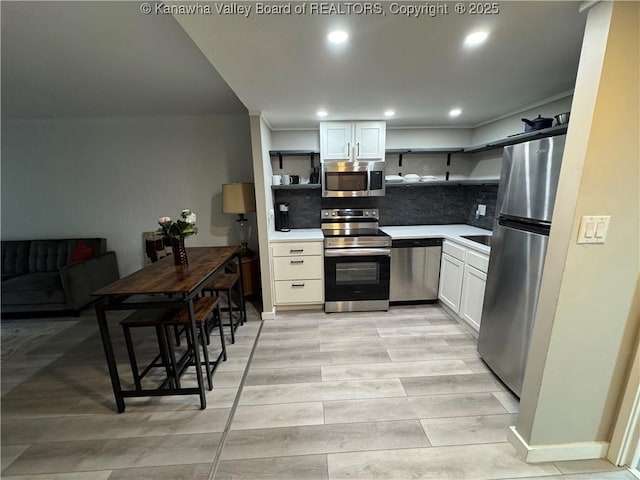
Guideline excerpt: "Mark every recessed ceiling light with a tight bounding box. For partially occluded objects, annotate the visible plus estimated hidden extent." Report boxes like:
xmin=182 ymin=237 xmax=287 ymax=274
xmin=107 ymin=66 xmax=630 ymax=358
xmin=384 ymin=110 xmax=396 ymax=117
xmin=317 ymin=110 xmax=328 ymax=117
xmin=464 ymin=31 xmax=489 ymax=47
xmin=449 ymin=108 xmax=462 ymax=117
xmin=327 ymin=30 xmax=348 ymax=44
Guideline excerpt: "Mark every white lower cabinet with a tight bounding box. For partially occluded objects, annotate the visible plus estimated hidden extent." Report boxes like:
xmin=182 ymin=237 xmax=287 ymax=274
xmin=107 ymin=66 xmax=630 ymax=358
xmin=460 ymin=265 xmax=487 ymax=331
xmin=272 ymin=241 xmax=323 ymax=306
xmin=439 ymin=240 xmax=489 ymax=334
xmin=438 ymin=253 xmax=464 ymax=313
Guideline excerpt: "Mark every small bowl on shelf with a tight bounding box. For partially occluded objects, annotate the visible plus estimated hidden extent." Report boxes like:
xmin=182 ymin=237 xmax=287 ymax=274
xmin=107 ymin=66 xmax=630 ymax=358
xmin=403 ymin=174 xmax=420 ymax=183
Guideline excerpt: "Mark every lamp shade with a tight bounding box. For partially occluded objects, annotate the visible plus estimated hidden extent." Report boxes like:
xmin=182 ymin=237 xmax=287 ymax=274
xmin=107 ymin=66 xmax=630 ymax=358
xmin=222 ymin=182 xmax=256 ymax=214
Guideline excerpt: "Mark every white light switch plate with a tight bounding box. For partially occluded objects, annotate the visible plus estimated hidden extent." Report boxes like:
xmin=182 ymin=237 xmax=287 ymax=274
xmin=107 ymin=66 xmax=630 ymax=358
xmin=477 ymin=204 xmax=487 ymax=216
xmin=577 ymin=215 xmax=611 ymax=244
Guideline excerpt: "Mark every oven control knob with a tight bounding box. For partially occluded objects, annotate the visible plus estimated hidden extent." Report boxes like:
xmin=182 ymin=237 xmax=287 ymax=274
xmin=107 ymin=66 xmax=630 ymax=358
xmin=364 ymin=211 xmax=369 ymax=216
xmin=331 ymin=212 xmax=336 ymax=216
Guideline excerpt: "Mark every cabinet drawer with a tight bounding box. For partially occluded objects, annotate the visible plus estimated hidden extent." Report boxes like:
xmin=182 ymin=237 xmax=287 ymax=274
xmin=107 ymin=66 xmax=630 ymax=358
xmin=275 ymin=279 xmax=323 ymax=304
xmin=272 ymin=242 xmax=323 ymax=257
xmin=443 ymin=241 xmax=466 ymax=261
xmin=466 ymin=250 xmax=489 ymax=273
xmin=273 ymin=256 xmax=323 ymax=280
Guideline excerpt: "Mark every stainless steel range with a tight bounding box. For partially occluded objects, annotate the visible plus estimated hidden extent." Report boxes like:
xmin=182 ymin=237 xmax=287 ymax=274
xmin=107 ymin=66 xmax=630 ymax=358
xmin=322 ymin=208 xmax=391 ymax=313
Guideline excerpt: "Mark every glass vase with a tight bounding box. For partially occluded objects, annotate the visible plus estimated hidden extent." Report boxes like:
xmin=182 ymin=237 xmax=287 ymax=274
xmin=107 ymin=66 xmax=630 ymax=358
xmin=170 ymin=237 xmax=188 ymax=266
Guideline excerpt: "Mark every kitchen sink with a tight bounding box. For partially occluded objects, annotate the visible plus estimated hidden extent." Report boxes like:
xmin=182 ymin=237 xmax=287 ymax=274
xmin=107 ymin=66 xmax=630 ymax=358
xmin=462 ymin=235 xmax=492 ymax=247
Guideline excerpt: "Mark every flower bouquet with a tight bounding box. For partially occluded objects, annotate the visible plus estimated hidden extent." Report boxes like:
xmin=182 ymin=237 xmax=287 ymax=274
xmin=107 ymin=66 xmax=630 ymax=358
xmin=157 ymin=210 xmax=197 ymax=266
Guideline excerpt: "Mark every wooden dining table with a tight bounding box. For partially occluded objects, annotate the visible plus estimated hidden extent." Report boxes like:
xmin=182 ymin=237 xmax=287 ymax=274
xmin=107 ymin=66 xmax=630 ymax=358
xmin=93 ymin=246 xmax=241 ymax=413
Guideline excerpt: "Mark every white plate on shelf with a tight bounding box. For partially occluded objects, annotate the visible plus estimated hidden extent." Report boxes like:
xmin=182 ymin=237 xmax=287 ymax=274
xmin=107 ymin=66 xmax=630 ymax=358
xmin=385 ymin=175 xmax=404 ymax=184
xmin=420 ymin=176 xmax=438 ymax=182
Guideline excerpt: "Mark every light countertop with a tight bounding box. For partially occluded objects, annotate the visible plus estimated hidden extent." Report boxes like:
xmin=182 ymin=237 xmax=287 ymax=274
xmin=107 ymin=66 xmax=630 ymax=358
xmin=269 ymin=229 xmax=324 ymax=242
xmin=381 ymin=225 xmax=492 ymax=253
xmin=269 ymin=224 xmax=491 ymax=253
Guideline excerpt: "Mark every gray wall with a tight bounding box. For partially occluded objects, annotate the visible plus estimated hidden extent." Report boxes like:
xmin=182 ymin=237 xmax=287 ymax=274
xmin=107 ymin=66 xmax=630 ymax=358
xmin=1 ymin=114 xmax=254 ymax=275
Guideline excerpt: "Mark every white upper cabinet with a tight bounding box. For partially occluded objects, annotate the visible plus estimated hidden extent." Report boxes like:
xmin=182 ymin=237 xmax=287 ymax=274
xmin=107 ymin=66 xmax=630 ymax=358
xmin=354 ymin=122 xmax=386 ymax=160
xmin=320 ymin=122 xmax=353 ymax=161
xmin=320 ymin=121 xmax=386 ymax=162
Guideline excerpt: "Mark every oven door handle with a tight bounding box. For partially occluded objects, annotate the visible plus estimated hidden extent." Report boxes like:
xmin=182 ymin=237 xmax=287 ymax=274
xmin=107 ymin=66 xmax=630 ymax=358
xmin=325 ymin=248 xmax=391 ymax=257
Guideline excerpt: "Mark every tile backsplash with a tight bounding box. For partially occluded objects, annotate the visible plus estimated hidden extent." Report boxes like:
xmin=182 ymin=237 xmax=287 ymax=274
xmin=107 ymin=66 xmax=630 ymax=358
xmin=273 ymin=184 xmax=498 ymax=231
xmin=465 ymin=185 xmax=498 ymax=230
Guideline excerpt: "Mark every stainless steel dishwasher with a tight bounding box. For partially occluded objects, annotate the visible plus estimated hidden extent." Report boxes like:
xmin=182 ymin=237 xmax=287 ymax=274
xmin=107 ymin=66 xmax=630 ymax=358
xmin=390 ymin=238 xmax=442 ymax=302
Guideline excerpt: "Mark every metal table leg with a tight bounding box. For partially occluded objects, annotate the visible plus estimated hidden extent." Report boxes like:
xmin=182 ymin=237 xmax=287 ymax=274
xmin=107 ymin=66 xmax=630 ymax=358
xmin=187 ymin=299 xmax=207 ymax=409
xmin=95 ymin=301 xmax=125 ymax=413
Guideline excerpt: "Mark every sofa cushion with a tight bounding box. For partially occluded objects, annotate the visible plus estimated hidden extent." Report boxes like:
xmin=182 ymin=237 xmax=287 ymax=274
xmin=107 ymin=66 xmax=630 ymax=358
xmin=1 ymin=272 xmax=65 ymax=305
xmin=1 ymin=241 xmax=30 ymax=277
xmin=27 ymin=239 xmax=106 ymax=273
xmin=69 ymin=242 xmax=94 ymax=263
xmin=29 ymin=241 xmax=70 ymax=273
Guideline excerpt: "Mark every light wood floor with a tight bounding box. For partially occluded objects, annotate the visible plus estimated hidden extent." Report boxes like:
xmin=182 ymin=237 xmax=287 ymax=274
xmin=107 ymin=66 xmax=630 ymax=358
xmin=1 ymin=304 xmax=633 ymax=480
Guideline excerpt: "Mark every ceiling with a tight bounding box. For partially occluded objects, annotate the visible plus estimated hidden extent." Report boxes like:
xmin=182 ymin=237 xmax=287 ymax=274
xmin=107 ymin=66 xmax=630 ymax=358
xmin=1 ymin=1 xmax=246 ymax=118
xmin=2 ymin=2 xmax=587 ymax=129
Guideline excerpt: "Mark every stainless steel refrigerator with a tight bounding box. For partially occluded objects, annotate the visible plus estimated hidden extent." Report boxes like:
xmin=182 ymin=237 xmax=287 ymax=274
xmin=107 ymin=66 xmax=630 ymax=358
xmin=477 ymin=135 xmax=566 ymax=397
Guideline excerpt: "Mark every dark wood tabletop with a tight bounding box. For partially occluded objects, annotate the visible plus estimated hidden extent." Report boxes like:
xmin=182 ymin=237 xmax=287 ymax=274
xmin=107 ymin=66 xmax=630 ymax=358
xmin=93 ymin=246 xmax=239 ymax=297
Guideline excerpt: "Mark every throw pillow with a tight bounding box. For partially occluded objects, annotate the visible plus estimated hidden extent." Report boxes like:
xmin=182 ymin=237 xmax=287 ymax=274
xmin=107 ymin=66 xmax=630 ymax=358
xmin=69 ymin=242 xmax=94 ymax=263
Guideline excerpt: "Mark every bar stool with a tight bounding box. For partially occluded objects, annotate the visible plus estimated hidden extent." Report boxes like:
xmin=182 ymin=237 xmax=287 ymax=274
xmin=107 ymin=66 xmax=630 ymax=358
xmin=166 ymin=297 xmax=226 ymax=390
xmin=120 ymin=308 xmax=180 ymax=390
xmin=120 ymin=298 xmax=226 ymax=394
xmin=202 ymin=271 xmax=246 ymax=344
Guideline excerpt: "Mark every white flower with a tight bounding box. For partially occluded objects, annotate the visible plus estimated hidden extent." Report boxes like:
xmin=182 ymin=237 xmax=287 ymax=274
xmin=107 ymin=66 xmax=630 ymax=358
xmin=158 ymin=209 xmax=198 ymax=239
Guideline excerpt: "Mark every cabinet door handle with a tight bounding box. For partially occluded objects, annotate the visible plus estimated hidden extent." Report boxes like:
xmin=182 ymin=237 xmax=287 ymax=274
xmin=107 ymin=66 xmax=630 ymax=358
xmin=290 ymin=260 xmax=304 ymax=264
xmin=357 ymin=142 xmax=360 ymax=157
xmin=291 ymin=283 xmax=305 ymax=287
xmin=289 ymin=248 xmax=304 ymax=253
xmin=346 ymin=142 xmax=350 ymax=158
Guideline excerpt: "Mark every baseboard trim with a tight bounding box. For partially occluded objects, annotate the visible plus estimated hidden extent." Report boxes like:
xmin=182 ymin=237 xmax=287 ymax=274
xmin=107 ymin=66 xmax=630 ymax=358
xmin=508 ymin=426 xmax=609 ymax=463
xmin=276 ymin=304 xmax=324 ymax=312
xmin=261 ymin=308 xmax=276 ymax=320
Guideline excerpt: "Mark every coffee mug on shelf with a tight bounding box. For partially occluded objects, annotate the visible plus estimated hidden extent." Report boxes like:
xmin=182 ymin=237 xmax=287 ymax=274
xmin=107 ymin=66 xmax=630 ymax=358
xmin=272 ymin=175 xmax=282 ymax=185
xmin=290 ymin=175 xmax=300 ymax=184
xmin=282 ymin=175 xmax=291 ymax=185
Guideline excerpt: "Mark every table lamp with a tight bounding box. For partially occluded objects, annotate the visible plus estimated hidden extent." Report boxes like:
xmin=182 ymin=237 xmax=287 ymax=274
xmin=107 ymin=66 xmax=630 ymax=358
xmin=222 ymin=182 xmax=256 ymax=256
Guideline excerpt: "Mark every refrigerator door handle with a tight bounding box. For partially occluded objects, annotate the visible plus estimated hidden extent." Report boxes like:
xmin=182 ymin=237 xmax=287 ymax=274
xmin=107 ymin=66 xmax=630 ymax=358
xmin=498 ymin=216 xmax=551 ymax=236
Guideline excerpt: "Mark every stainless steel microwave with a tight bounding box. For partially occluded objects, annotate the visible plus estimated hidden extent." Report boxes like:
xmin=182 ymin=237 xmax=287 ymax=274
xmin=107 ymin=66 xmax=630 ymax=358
xmin=321 ymin=161 xmax=385 ymax=198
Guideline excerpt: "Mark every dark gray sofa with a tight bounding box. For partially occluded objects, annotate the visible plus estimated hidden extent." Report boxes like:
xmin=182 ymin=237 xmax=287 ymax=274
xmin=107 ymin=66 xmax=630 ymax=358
xmin=1 ymin=238 xmax=119 ymax=314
